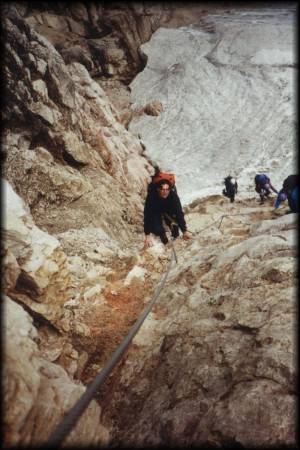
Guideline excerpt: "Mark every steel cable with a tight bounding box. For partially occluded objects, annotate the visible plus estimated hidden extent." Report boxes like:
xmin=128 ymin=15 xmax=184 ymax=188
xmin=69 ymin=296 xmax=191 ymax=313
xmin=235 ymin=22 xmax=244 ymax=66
xmin=45 ymin=249 xmax=176 ymax=448
xmin=188 ymin=212 xmax=253 ymax=235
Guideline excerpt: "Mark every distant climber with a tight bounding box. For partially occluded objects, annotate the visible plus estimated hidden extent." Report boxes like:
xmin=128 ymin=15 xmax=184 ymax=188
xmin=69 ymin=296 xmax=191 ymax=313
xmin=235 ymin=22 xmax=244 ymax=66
xmin=254 ymin=174 xmax=278 ymax=203
xmin=274 ymin=174 xmax=299 ymax=213
xmin=222 ymin=175 xmax=238 ymax=203
xmin=143 ymin=171 xmax=190 ymax=249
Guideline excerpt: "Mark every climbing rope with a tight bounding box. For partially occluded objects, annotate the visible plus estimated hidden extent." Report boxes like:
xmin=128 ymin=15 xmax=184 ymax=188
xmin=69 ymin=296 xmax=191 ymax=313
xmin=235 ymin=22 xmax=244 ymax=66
xmin=217 ymin=212 xmax=255 ymax=229
xmin=188 ymin=212 xmax=253 ymax=235
xmin=45 ymin=246 xmax=177 ymax=448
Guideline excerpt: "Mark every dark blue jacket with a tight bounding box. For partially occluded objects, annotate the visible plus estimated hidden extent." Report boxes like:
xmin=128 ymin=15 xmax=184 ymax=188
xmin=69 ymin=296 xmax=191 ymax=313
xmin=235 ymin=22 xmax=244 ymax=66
xmin=288 ymin=186 xmax=299 ymax=212
xmin=144 ymin=189 xmax=187 ymax=235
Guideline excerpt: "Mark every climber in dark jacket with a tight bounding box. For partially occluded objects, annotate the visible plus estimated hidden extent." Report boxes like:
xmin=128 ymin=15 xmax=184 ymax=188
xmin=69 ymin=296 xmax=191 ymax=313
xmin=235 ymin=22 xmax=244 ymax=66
xmin=222 ymin=175 xmax=238 ymax=203
xmin=143 ymin=179 xmax=190 ymax=248
xmin=254 ymin=174 xmax=278 ymax=203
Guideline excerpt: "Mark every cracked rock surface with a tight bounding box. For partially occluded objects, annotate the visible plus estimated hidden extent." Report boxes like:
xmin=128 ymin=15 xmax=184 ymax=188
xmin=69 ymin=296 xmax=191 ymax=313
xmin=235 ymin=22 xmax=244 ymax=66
xmin=100 ymin=196 xmax=297 ymax=448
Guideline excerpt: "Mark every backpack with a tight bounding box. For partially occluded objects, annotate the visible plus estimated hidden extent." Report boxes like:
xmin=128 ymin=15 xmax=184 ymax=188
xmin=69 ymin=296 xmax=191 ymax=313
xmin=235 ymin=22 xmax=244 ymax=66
xmin=283 ymin=174 xmax=298 ymax=193
xmin=152 ymin=171 xmax=176 ymax=188
xmin=255 ymin=174 xmax=269 ymax=185
xmin=224 ymin=176 xmax=236 ymax=187
xmin=148 ymin=170 xmax=176 ymax=193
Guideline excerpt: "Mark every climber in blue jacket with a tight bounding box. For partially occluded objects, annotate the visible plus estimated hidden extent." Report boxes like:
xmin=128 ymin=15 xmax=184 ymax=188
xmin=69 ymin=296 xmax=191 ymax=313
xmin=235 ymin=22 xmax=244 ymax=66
xmin=274 ymin=175 xmax=299 ymax=213
xmin=254 ymin=174 xmax=278 ymax=203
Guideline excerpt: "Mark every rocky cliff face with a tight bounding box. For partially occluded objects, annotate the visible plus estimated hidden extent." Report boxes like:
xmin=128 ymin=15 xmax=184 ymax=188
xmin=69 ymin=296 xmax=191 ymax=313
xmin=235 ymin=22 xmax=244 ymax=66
xmin=2 ymin=4 xmax=153 ymax=243
xmin=2 ymin=2 xmax=297 ymax=448
xmin=9 ymin=1 xmax=217 ymax=126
